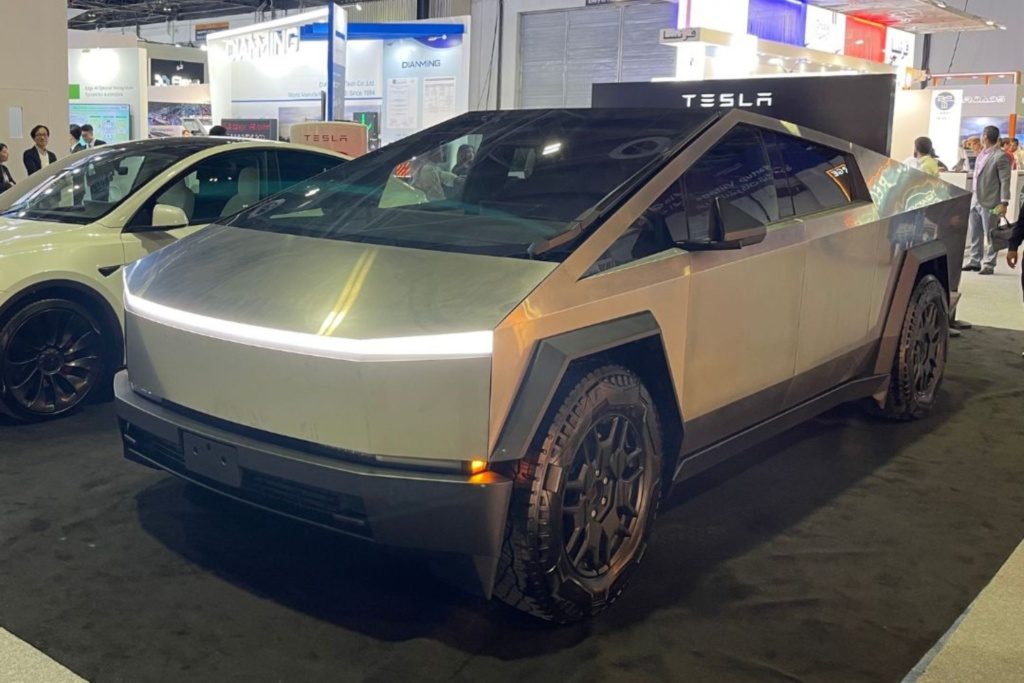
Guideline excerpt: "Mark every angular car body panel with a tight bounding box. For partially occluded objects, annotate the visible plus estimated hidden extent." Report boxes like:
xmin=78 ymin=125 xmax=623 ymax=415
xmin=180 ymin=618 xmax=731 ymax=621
xmin=116 ymin=109 xmax=969 ymax=605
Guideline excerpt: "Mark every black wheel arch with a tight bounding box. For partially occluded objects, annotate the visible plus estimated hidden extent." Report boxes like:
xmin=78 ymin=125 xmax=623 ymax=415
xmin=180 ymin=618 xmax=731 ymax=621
xmin=872 ymin=241 xmax=951 ymax=390
xmin=491 ymin=313 xmax=684 ymax=492
xmin=0 ymin=279 xmax=124 ymax=366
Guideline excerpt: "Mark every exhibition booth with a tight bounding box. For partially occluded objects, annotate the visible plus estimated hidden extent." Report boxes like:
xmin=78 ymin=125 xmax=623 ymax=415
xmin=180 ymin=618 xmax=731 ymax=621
xmin=205 ymin=6 xmax=471 ymax=149
xmin=68 ymin=31 xmax=210 ymax=142
xmin=891 ymin=74 xmax=1024 ymax=221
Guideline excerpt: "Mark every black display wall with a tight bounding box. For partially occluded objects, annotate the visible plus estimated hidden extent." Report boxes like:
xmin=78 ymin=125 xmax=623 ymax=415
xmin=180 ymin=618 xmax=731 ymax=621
xmin=592 ymin=74 xmax=896 ymax=155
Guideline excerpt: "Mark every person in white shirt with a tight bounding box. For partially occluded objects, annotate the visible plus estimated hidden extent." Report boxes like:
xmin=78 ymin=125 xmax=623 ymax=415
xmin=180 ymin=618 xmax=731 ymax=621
xmin=22 ymin=125 xmax=56 ymax=176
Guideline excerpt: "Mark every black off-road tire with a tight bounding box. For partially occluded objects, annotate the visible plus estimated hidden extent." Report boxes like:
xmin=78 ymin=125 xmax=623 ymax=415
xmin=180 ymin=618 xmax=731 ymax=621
xmin=493 ymin=364 xmax=663 ymax=623
xmin=0 ymin=298 xmax=110 ymax=421
xmin=875 ymin=274 xmax=949 ymax=420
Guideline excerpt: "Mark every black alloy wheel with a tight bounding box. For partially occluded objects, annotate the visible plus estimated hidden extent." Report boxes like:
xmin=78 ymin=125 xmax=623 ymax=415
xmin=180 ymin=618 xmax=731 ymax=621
xmin=562 ymin=413 xmax=650 ymax=579
xmin=494 ymin=364 xmax=663 ymax=623
xmin=0 ymin=299 xmax=107 ymax=421
xmin=876 ymin=274 xmax=949 ymax=420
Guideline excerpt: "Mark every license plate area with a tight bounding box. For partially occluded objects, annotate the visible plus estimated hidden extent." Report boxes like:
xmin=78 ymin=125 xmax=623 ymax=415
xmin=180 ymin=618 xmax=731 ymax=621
xmin=182 ymin=432 xmax=241 ymax=488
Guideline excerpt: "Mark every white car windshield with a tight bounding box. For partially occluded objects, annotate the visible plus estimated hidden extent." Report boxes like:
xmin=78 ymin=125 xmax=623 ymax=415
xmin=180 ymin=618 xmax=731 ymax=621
xmin=0 ymin=140 xmax=231 ymax=225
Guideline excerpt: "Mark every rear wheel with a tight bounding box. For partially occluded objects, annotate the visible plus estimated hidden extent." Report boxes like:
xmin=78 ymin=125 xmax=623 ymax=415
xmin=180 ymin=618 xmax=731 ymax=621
xmin=0 ymin=298 xmax=108 ymax=421
xmin=494 ymin=364 xmax=663 ymax=623
xmin=876 ymin=275 xmax=948 ymax=420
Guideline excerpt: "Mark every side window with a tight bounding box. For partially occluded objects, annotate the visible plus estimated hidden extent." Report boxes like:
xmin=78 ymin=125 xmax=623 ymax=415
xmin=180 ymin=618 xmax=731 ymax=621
xmin=683 ymin=125 xmax=778 ymax=242
xmin=143 ymin=150 xmax=266 ymax=226
xmin=586 ymin=181 xmax=683 ymax=276
xmin=762 ymin=131 xmax=796 ymax=220
xmin=273 ymin=151 xmax=345 ymax=194
xmin=770 ymin=132 xmax=854 ymax=215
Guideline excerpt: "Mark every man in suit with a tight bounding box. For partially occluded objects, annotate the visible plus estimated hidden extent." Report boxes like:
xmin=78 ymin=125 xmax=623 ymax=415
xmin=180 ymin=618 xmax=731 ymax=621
xmin=965 ymin=126 xmax=1012 ymax=275
xmin=22 ymin=124 xmax=57 ymax=176
xmin=80 ymin=124 xmax=105 ymax=148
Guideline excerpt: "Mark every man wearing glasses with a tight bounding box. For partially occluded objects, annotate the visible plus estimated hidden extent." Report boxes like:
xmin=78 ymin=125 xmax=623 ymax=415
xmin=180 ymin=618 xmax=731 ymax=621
xmin=22 ymin=124 xmax=57 ymax=176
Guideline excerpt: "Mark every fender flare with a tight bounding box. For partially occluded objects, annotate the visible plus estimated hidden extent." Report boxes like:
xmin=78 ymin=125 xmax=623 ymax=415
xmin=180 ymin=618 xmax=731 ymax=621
xmin=873 ymin=240 xmax=949 ymax=377
xmin=490 ymin=312 xmax=664 ymax=462
xmin=0 ymin=278 xmax=125 ymax=363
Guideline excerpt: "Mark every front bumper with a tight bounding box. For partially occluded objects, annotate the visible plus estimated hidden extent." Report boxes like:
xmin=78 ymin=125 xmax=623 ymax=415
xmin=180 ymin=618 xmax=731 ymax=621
xmin=114 ymin=371 xmax=512 ymax=594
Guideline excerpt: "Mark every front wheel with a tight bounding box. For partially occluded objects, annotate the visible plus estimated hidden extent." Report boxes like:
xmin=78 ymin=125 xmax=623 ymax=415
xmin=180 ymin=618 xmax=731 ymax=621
xmin=493 ymin=364 xmax=663 ymax=623
xmin=876 ymin=275 xmax=949 ymax=420
xmin=0 ymin=298 xmax=108 ymax=421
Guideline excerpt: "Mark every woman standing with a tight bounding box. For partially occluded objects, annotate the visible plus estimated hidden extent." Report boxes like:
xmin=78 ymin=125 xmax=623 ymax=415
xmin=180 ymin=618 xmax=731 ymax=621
xmin=22 ymin=125 xmax=57 ymax=176
xmin=0 ymin=143 xmax=15 ymax=193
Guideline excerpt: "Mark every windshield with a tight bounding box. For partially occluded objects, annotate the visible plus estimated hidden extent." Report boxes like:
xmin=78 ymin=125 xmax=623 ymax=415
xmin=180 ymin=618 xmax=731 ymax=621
xmin=226 ymin=109 xmax=715 ymax=259
xmin=0 ymin=141 xmax=225 ymax=225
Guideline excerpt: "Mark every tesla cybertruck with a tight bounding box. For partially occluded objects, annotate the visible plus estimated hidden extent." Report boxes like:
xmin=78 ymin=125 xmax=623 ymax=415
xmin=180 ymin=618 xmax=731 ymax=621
xmin=115 ymin=108 xmax=969 ymax=622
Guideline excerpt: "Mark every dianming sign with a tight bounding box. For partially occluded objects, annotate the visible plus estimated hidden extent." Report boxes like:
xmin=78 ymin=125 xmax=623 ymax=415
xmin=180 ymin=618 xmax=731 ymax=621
xmin=593 ymin=74 xmax=897 ymax=155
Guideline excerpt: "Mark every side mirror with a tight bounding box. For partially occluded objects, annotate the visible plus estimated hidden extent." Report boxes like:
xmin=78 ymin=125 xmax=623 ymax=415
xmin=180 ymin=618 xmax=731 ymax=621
xmin=675 ymin=197 xmax=768 ymax=251
xmin=709 ymin=196 xmax=767 ymax=249
xmin=151 ymin=203 xmax=189 ymax=229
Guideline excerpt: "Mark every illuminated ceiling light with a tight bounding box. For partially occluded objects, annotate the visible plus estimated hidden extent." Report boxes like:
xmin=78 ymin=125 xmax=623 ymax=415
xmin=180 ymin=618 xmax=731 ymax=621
xmin=542 ymin=142 xmax=563 ymax=156
xmin=355 ymin=2 xmax=363 ymax=9
xmin=997 ymin=24 xmax=1007 ymax=30
xmin=935 ymin=1 xmax=947 ymax=7
xmin=199 ymin=44 xmax=208 ymax=51
xmin=985 ymin=20 xmax=995 ymax=26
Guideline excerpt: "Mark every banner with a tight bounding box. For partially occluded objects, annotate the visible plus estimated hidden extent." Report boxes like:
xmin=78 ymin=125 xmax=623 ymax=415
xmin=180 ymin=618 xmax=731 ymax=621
xmin=928 ymin=89 xmax=962 ymax=175
xmin=328 ymin=3 xmax=348 ymax=121
xmin=593 ymin=74 xmax=897 ymax=155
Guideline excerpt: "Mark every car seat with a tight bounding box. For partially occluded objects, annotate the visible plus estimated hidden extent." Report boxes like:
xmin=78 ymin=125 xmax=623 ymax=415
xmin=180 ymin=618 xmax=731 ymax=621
xmin=158 ymin=178 xmax=196 ymax=221
xmin=220 ymin=167 xmax=260 ymax=217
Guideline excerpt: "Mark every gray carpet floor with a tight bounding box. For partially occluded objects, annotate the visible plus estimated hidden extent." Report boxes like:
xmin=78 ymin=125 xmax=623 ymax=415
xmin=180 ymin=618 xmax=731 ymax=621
xmin=1 ymin=325 xmax=1023 ymax=683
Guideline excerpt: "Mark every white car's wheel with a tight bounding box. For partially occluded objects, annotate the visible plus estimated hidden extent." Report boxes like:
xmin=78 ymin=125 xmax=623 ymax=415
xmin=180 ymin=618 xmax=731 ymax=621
xmin=0 ymin=298 xmax=108 ymax=421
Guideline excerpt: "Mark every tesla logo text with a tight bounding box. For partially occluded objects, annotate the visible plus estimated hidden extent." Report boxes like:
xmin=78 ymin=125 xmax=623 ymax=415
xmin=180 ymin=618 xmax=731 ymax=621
xmin=402 ymin=60 xmax=441 ymax=68
xmin=225 ymin=27 xmax=300 ymax=62
xmin=303 ymin=134 xmax=349 ymax=142
xmin=680 ymin=92 xmax=773 ymax=108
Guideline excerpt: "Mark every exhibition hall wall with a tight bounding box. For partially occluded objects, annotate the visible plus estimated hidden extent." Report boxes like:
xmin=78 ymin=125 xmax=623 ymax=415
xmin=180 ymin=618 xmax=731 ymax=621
xmin=0 ymin=0 xmax=70 ymax=183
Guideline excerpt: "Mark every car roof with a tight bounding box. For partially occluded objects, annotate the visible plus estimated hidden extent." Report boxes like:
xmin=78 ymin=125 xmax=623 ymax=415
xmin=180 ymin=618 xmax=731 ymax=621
xmin=91 ymin=137 xmax=347 ymax=159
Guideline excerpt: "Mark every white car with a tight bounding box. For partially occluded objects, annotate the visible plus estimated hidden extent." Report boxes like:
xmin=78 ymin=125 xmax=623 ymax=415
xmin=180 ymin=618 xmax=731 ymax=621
xmin=0 ymin=138 xmax=347 ymax=420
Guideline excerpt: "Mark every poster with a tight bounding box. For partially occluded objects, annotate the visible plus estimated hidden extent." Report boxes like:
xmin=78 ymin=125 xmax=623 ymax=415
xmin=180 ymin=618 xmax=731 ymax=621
xmin=386 ymin=78 xmax=418 ymax=131
xmin=422 ymin=77 xmax=457 ymax=128
xmin=928 ymin=90 xmax=963 ymax=175
xmin=148 ymin=102 xmax=212 ymax=138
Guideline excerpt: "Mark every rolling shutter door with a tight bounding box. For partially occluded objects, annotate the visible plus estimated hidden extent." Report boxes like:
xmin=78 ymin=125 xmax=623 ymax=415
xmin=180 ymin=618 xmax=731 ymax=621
xmin=517 ymin=1 xmax=677 ymax=109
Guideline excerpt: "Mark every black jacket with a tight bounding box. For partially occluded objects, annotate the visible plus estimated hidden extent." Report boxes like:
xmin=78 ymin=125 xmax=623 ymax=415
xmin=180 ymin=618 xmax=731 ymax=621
xmin=1009 ymin=218 xmax=1024 ymax=252
xmin=0 ymin=164 xmax=14 ymax=192
xmin=23 ymin=147 xmax=57 ymax=176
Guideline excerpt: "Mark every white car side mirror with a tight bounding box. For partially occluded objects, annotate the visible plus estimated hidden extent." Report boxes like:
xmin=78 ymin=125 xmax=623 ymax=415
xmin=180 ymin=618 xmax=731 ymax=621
xmin=152 ymin=203 xmax=189 ymax=229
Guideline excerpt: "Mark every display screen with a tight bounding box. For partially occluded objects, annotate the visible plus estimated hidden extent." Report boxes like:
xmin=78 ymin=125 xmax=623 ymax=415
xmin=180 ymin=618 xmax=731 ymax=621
xmin=69 ymin=103 xmax=131 ymax=144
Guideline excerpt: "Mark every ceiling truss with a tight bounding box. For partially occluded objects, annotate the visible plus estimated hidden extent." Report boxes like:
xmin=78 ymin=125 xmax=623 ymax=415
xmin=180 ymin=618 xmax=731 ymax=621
xmin=67 ymin=0 xmax=331 ymax=30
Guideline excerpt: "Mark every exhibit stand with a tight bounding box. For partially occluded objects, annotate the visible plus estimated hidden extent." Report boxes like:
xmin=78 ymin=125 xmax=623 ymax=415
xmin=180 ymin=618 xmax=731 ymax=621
xmin=206 ymin=7 xmax=471 ymax=146
xmin=69 ymin=31 xmax=212 ymax=141
xmin=892 ymin=78 xmax=1023 ymax=171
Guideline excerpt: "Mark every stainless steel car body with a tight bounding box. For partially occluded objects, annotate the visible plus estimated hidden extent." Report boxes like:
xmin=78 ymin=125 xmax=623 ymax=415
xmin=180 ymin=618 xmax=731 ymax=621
xmin=116 ymin=109 xmax=970 ymax=595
